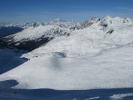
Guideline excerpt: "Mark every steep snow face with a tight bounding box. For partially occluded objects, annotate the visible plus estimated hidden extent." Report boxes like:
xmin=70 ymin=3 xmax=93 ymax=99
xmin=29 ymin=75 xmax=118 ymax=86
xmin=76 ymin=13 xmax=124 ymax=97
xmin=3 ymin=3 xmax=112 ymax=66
xmin=0 ymin=16 xmax=133 ymax=90
xmin=0 ymin=24 xmax=71 ymax=50
xmin=3 ymin=19 xmax=74 ymax=42
xmin=7 ymin=24 xmax=71 ymax=42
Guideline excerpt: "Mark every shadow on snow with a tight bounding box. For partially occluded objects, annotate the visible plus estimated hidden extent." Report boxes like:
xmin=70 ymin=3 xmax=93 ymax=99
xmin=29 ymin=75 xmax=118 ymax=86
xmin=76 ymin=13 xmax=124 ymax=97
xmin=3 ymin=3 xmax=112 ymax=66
xmin=0 ymin=80 xmax=133 ymax=100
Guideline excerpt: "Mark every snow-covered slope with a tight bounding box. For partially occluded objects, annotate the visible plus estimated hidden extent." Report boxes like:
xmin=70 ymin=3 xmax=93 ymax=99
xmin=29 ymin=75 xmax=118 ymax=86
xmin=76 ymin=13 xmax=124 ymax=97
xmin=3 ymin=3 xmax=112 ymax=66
xmin=25 ymin=16 xmax=133 ymax=58
xmin=11 ymin=25 xmax=70 ymax=42
xmin=0 ymin=22 xmax=72 ymax=50
xmin=0 ymin=16 xmax=133 ymax=90
xmin=1 ymin=44 xmax=133 ymax=90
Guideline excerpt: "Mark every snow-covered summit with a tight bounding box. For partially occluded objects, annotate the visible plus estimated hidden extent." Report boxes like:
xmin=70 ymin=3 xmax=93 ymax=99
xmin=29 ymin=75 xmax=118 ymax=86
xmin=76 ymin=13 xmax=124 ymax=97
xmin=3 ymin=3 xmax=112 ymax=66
xmin=0 ymin=21 xmax=72 ymax=50
xmin=0 ymin=16 xmax=133 ymax=90
xmin=1 ymin=16 xmax=133 ymax=51
xmin=23 ymin=16 xmax=133 ymax=58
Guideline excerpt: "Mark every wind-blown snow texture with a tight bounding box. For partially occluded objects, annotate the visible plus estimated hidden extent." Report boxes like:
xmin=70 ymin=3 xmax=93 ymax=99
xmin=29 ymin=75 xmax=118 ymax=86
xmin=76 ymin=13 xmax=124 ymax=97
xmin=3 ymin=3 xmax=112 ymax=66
xmin=0 ymin=16 xmax=133 ymax=90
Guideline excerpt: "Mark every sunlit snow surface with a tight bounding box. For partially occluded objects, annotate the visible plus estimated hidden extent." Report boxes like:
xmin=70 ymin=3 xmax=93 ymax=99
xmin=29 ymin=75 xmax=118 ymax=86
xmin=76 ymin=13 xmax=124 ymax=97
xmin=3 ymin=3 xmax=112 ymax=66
xmin=1 ymin=45 xmax=133 ymax=90
xmin=0 ymin=17 xmax=133 ymax=92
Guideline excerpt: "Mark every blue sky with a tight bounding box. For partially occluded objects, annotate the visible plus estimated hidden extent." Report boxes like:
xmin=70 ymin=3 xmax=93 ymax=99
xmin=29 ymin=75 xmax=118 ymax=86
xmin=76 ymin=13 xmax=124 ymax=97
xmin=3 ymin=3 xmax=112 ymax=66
xmin=0 ymin=0 xmax=133 ymax=23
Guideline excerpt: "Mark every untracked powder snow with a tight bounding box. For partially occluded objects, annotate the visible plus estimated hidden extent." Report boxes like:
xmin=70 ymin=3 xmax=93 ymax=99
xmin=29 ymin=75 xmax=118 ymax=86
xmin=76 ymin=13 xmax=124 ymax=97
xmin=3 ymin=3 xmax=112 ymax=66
xmin=0 ymin=16 xmax=133 ymax=90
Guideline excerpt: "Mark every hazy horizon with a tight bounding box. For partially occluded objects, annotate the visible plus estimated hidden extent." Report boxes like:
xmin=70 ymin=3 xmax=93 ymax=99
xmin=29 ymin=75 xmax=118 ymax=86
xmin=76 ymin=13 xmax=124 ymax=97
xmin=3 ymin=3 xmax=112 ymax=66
xmin=0 ymin=0 xmax=133 ymax=24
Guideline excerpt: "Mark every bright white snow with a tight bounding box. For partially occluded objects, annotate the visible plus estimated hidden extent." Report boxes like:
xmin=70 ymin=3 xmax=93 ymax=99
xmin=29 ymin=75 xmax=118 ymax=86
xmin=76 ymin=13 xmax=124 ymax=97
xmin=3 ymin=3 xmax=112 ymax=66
xmin=0 ymin=16 xmax=133 ymax=90
xmin=15 ymin=25 xmax=70 ymax=41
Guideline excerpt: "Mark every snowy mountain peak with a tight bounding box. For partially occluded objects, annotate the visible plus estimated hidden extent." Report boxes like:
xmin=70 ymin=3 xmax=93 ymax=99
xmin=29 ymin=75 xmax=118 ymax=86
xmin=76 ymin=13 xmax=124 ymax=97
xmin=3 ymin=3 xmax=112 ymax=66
xmin=79 ymin=16 xmax=133 ymax=30
xmin=0 ymin=16 xmax=133 ymax=51
xmin=1 ymin=16 xmax=133 ymax=90
xmin=101 ymin=16 xmax=133 ymax=26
